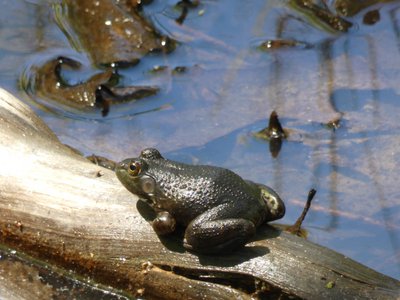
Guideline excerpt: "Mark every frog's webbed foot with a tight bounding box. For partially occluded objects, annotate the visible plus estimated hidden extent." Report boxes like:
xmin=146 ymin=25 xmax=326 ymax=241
xmin=184 ymin=204 xmax=256 ymax=254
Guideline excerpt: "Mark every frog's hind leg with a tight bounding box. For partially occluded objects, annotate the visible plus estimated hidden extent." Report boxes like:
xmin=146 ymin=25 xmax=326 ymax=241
xmin=183 ymin=204 xmax=256 ymax=254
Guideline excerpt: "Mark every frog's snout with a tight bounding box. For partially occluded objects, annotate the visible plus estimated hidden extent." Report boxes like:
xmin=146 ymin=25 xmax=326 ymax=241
xmin=117 ymin=161 xmax=128 ymax=171
xmin=115 ymin=161 xmax=127 ymax=183
xmin=115 ymin=160 xmax=133 ymax=183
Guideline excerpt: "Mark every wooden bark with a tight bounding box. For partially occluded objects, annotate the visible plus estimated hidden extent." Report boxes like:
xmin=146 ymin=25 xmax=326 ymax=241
xmin=0 ymin=88 xmax=399 ymax=299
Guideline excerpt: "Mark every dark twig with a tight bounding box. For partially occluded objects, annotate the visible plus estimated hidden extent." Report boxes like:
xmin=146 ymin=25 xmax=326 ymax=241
xmin=286 ymin=189 xmax=316 ymax=236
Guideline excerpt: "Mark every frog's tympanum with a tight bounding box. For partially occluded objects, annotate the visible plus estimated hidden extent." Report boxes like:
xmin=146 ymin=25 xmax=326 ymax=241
xmin=116 ymin=148 xmax=285 ymax=254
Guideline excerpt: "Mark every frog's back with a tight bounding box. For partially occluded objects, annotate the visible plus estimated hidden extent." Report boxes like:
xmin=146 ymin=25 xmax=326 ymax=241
xmin=145 ymin=158 xmax=258 ymax=222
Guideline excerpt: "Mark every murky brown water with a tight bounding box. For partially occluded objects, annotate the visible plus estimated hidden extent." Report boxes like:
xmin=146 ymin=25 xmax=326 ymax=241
xmin=0 ymin=0 xmax=399 ymax=280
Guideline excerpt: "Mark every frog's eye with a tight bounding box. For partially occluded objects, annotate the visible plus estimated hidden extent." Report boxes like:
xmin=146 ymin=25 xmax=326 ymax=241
xmin=128 ymin=161 xmax=141 ymax=176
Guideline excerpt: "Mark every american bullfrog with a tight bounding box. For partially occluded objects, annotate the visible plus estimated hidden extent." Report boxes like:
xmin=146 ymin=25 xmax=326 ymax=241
xmin=116 ymin=148 xmax=285 ymax=253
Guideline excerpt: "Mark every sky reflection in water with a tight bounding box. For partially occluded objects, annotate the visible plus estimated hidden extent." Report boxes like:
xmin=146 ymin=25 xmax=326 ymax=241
xmin=0 ymin=0 xmax=399 ymax=279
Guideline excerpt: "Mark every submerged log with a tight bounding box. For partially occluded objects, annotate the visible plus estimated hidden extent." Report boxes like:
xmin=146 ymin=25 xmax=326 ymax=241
xmin=0 ymin=88 xmax=399 ymax=299
xmin=64 ymin=0 xmax=175 ymax=66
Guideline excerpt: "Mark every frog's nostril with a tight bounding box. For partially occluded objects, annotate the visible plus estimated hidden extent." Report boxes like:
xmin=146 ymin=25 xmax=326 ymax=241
xmin=118 ymin=162 xmax=127 ymax=170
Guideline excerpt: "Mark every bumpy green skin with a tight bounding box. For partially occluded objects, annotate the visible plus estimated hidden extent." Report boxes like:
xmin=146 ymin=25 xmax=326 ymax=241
xmin=116 ymin=148 xmax=285 ymax=254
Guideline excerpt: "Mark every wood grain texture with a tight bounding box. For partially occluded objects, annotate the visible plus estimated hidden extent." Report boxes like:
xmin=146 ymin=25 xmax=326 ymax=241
xmin=0 ymin=88 xmax=399 ymax=299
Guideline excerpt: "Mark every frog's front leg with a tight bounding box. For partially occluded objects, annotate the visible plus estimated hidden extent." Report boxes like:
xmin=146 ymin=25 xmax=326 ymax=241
xmin=152 ymin=211 xmax=176 ymax=235
xmin=184 ymin=204 xmax=256 ymax=254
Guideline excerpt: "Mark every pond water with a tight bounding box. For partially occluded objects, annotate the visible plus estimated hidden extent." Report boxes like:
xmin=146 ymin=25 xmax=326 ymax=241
xmin=1 ymin=0 xmax=399 ymax=280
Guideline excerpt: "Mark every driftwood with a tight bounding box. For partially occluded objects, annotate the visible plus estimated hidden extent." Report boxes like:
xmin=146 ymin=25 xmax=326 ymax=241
xmin=0 ymin=88 xmax=399 ymax=299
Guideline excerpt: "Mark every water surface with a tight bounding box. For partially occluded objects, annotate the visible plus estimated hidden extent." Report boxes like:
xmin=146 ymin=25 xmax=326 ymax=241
xmin=0 ymin=0 xmax=399 ymax=279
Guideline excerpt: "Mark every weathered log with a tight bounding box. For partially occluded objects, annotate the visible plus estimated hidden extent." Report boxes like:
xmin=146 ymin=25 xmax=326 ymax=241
xmin=0 ymin=245 xmax=130 ymax=300
xmin=0 ymin=88 xmax=399 ymax=299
